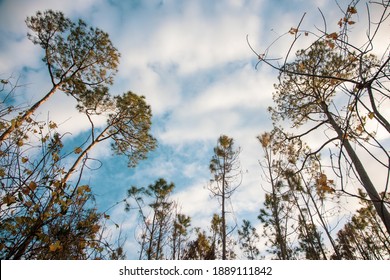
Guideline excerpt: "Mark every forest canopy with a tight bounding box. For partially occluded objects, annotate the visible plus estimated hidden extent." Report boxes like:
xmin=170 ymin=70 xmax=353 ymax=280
xmin=1 ymin=0 xmax=389 ymax=260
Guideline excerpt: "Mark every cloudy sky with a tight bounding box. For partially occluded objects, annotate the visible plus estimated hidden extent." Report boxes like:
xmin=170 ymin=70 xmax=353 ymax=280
xmin=1 ymin=0 xmax=378 ymax=258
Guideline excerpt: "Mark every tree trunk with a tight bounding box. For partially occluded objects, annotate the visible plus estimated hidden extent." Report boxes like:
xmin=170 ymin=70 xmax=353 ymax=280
xmin=62 ymin=126 xmax=109 ymax=183
xmin=221 ymin=167 xmax=227 ymax=260
xmin=265 ymin=148 xmax=289 ymax=260
xmin=325 ymin=108 xmax=390 ymax=235
xmin=0 ymin=85 xmax=59 ymax=143
xmin=302 ymin=176 xmax=342 ymax=259
xmin=288 ymin=178 xmax=327 ymax=260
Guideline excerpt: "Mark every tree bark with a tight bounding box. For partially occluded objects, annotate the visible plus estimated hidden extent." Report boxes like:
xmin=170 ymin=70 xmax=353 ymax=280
xmin=0 ymin=85 xmax=59 ymax=143
xmin=221 ymin=159 xmax=227 ymax=260
xmin=325 ymin=108 xmax=390 ymax=235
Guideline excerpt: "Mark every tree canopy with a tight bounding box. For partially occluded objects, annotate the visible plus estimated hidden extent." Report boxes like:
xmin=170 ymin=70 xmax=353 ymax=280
xmin=1 ymin=1 xmax=389 ymax=260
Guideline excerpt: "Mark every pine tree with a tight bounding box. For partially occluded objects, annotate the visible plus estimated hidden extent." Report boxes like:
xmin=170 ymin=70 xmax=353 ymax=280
xmin=208 ymin=135 xmax=241 ymax=259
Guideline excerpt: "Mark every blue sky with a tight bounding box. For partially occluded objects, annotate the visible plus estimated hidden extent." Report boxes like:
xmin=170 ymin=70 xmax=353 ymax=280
xmin=1 ymin=0 xmax=376 ymax=258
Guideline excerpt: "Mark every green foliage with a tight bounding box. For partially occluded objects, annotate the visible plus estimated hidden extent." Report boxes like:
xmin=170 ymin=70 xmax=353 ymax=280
xmin=257 ymin=131 xmax=297 ymax=260
xmin=75 ymin=85 xmax=113 ymax=114
xmin=238 ymin=220 xmax=260 ymax=260
xmin=0 ymin=10 xmax=121 ymax=143
xmin=26 ymin=10 xmax=120 ymax=93
xmin=258 ymin=183 xmax=296 ymax=260
xmin=209 ymin=135 xmax=241 ymax=186
xmin=271 ymin=40 xmax=356 ymax=127
xmin=182 ymin=228 xmax=215 ymax=260
xmin=333 ymin=190 xmax=390 ymax=260
xmin=257 ymin=128 xmax=341 ymax=260
xmin=297 ymin=218 xmax=325 ymax=260
xmin=182 ymin=214 xmax=236 ymax=260
xmin=172 ymin=214 xmax=191 ymax=260
xmin=127 ymin=179 xmax=176 ymax=260
xmin=208 ymin=135 xmax=241 ymax=260
xmin=108 ymin=91 xmax=157 ymax=167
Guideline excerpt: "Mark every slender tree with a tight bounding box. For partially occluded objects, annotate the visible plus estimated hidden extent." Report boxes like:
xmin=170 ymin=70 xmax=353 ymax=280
xmin=258 ymin=130 xmax=344 ymax=259
xmin=284 ymin=171 xmax=327 ymax=260
xmin=127 ymin=179 xmax=175 ymax=260
xmin=258 ymin=132 xmax=296 ymax=260
xmin=171 ymin=213 xmax=191 ymax=260
xmin=208 ymin=135 xmax=242 ymax=260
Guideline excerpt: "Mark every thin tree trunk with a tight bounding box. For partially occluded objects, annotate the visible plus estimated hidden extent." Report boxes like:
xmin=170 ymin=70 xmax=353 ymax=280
xmin=287 ymin=176 xmax=325 ymax=259
xmin=62 ymin=126 xmax=109 ymax=183
xmin=366 ymin=86 xmax=390 ymax=134
xmin=155 ymin=219 xmax=163 ymax=260
xmin=172 ymin=227 xmax=177 ymax=260
xmin=221 ymin=163 xmax=227 ymax=260
xmin=325 ymin=107 xmax=390 ymax=235
xmin=300 ymin=174 xmax=342 ymax=259
xmin=147 ymin=212 xmax=157 ymax=260
xmin=267 ymin=154 xmax=289 ymax=259
xmin=263 ymin=147 xmax=289 ymax=260
xmin=0 ymin=85 xmax=59 ymax=143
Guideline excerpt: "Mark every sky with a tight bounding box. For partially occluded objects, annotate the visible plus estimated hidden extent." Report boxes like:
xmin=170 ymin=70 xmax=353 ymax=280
xmin=1 ymin=0 xmax=386 ymax=258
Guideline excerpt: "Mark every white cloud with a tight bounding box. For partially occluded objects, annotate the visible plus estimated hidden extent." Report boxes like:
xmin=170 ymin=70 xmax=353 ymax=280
xmin=150 ymin=13 xmax=261 ymax=75
xmin=158 ymin=63 xmax=275 ymax=144
xmin=0 ymin=0 xmax=103 ymax=35
xmin=107 ymin=0 xmax=266 ymax=116
xmin=173 ymin=181 xmax=218 ymax=228
xmin=182 ymin=162 xmax=203 ymax=179
xmin=115 ymin=64 xmax=182 ymax=115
